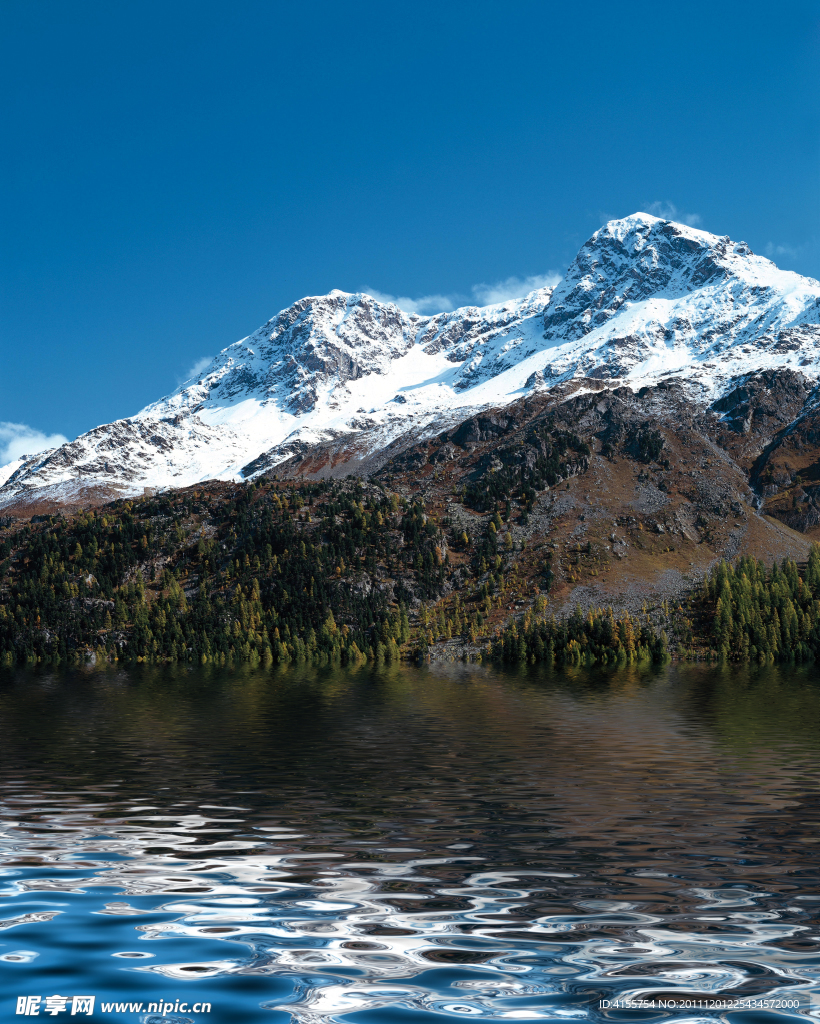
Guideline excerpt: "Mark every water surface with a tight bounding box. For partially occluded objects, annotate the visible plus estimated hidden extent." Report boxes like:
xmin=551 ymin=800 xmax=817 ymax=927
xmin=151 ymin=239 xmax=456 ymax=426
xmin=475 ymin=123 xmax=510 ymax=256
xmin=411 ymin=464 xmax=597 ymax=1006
xmin=0 ymin=660 xmax=819 ymax=1022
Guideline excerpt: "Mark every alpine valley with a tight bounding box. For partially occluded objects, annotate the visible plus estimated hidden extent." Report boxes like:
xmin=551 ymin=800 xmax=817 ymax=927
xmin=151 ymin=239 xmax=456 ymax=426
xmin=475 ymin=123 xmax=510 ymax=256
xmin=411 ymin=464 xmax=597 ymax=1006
xmin=4 ymin=212 xmax=820 ymax=663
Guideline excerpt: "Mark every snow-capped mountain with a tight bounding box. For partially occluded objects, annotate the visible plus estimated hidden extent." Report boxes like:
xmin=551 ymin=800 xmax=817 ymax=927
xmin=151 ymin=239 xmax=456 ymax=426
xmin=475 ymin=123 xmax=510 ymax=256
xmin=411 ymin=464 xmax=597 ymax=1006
xmin=539 ymin=216 xmax=820 ymax=388
xmin=3 ymin=212 xmax=820 ymax=507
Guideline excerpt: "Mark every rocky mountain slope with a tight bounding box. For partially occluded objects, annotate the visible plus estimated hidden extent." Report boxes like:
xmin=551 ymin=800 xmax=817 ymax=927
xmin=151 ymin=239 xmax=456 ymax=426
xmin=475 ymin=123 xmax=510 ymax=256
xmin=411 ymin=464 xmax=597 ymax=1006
xmin=3 ymin=212 xmax=820 ymax=518
xmin=0 ymin=387 xmax=814 ymax=670
xmin=366 ymin=375 xmax=818 ymax=616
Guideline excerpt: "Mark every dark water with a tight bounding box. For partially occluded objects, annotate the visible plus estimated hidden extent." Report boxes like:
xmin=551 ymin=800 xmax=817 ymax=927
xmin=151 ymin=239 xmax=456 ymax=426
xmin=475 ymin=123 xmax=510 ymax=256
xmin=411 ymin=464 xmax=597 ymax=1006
xmin=0 ymin=660 xmax=819 ymax=1023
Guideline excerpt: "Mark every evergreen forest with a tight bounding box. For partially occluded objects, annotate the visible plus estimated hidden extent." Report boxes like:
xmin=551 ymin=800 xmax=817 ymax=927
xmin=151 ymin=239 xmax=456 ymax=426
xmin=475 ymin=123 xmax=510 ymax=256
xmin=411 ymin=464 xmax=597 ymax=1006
xmin=9 ymin=477 xmax=813 ymax=671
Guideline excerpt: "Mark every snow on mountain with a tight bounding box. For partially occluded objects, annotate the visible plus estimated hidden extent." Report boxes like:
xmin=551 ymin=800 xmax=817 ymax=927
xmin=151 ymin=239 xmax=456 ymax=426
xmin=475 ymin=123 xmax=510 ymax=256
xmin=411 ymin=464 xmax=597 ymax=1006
xmin=3 ymin=212 xmax=820 ymax=506
xmin=538 ymin=213 xmax=820 ymax=391
xmin=0 ymin=458 xmax=26 ymax=490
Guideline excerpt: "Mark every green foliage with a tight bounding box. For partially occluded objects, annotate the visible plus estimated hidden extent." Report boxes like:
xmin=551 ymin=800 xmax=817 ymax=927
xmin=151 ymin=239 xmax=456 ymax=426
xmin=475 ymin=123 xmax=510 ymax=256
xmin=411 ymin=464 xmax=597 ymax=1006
xmin=490 ymin=606 xmax=667 ymax=665
xmin=629 ymin=423 xmax=665 ymax=463
xmin=463 ymin=421 xmax=590 ymax=512
xmin=0 ymin=480 xmax=430 ymax=668
xmin=703 ymin=547 xmax=820 ymax=663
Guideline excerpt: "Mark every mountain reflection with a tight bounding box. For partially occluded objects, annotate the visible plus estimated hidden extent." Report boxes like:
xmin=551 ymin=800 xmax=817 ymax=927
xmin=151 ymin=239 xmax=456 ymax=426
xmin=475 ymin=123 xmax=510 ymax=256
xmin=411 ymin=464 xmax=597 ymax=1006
xmin=0 ymin=661 xmax=817 ymax=1022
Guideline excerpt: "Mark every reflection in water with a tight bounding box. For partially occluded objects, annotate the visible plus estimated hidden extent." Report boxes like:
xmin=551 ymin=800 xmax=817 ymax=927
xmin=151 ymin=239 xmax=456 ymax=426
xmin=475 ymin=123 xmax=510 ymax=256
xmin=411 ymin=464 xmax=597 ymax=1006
xmin=0 ymin=661 xmax=818 ymax=1021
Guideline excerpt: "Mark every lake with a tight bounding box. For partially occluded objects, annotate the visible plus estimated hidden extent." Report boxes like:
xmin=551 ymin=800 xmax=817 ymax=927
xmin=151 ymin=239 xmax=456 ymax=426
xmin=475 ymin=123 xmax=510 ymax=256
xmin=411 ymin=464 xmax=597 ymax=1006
xmin=0 ymin=659 xmax=818 ymax=1022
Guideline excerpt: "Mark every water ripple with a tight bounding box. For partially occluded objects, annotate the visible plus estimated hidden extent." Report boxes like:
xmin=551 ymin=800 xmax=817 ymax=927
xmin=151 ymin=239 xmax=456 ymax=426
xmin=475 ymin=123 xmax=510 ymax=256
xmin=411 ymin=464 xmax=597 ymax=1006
xmin=0 ymin=661 xmax=818 ymax=1021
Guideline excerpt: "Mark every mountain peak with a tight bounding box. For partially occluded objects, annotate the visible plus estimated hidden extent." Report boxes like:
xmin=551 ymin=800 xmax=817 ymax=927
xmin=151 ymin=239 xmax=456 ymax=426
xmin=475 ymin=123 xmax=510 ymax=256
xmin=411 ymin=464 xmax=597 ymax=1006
xmin=599 ymin=210 xmax=665 ymax=235
xmin=3 ymin=214 xmax=820 ymax=508
xmin=593 ymin=211 xmax=764 ymax=265
xmin=545 ymin=212 xmax=779 ymax=343
xmin=592 ymin=211 xmax=729 ymax=256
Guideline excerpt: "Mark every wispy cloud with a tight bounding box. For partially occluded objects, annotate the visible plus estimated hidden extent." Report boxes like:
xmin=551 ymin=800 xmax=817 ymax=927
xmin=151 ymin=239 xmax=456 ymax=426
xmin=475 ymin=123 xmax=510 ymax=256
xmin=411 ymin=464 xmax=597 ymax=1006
xmin=471 ymin=273 xmax=561 ymax=305
xmin=0 ymin=422 xmax=69 ymax=465
xmin=180 ymin=356 xmax=213 ymax=383
xmin=364 ymin=272 xmax=561 ymax=316
xmin=646 ymin=201 xmax=702 ymax=227
xmin=364 ymin=289 xmax=459 ymax=315
xmin=764 ymin=241 xmax=801 ymax=260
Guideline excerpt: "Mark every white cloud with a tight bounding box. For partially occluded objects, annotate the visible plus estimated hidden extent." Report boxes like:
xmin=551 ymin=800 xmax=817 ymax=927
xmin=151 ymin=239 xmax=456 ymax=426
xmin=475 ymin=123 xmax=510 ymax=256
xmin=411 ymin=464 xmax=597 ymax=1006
xmin=181 ymin=356 xmax=214 ymax=383
xmin=364 ymin=289 xmax=459 ymax=315
xmin=0 ymin=422 xmax=69 ymax=465
xmin=646 ymin=201 xmax=702 ymax=227
xmin=471 ymin=273 xmax=561 ymax=305
xmin=764 ymin=241 xmax=800 ymax=260
xmin=364 ymin=272 xmax=561 ymax=315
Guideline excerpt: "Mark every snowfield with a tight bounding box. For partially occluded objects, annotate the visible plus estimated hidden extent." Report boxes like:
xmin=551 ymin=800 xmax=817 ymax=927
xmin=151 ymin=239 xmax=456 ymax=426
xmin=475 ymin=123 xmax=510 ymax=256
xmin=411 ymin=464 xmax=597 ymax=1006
xmin=3 ymin=213 xmax=820 ymax=505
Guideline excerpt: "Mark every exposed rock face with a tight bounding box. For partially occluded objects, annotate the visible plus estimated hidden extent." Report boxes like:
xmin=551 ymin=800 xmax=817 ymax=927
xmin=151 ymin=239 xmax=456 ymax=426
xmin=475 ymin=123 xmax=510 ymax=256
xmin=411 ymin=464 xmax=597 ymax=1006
xmin=3 ymin=212 xmax=820 ymax=512
xmin=711 ymin=369 xmax=811 ymax=444
xmin=538 ymin=216 xmax=820 ymax=384
xmin=351 ymin=380 xmax=815 ymax=615
xmin=548 ymin=218 xmax=747 ymax=335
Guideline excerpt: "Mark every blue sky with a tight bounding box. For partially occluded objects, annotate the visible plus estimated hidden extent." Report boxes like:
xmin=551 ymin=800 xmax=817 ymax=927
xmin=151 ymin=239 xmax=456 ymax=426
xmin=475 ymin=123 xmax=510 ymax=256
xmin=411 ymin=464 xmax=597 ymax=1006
xmin=1 ymin=0 xmax=818 ymax=457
